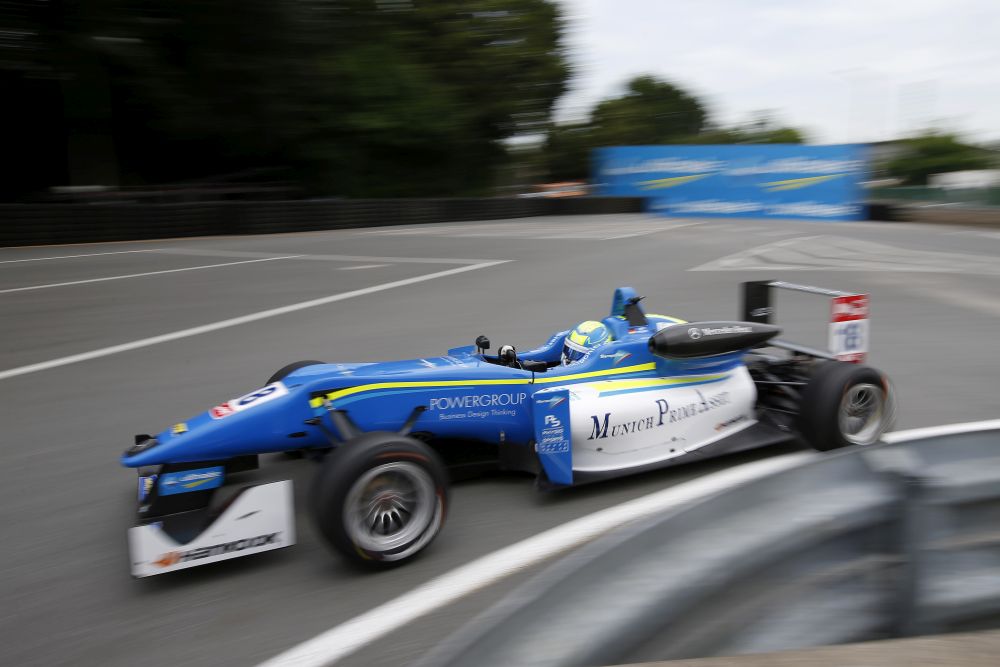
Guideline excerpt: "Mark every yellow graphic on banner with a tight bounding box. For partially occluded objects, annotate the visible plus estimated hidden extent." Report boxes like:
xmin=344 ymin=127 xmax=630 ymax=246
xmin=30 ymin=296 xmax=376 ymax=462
xmin=638 ymin=174 xmax=710 ymax=190
xmin=760 ymin=174 xmax=846 ymax=192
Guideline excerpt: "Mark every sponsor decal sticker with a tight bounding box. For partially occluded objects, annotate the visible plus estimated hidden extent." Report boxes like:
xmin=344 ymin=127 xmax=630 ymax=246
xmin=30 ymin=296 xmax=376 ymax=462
xmin=171 ymin=422 xmax=188 ymax=435
xmin=158 ymin=466 xmax=224 ymax=496
xmin=210 ymin=382 xmax=288 ymax=419
xmin=588 ymin=390 xmax=732 ymax=440
xmin=715 ymin=415 xmax=749 ymax=431
xmin=535 ymin=395 xmax=567 ymax=409
xmin=599 ymin=351 xmax=634 ymax=366
xmin=537 ymin=401 xmax=570 ymax=455
xmin=689 ymin=325 xmax=753 ymax=339
xmin=154 ymin=532 xmax=281 ymax=568
xmin=210 ymin=402 xmax=236 ymax=419
xmin=830 ymin=294 xmax=869 ymax=363
xmin=137 ymin=474 xmax=157 ymax=503
xmin=429 ymin=392 xmax=527 ymax=421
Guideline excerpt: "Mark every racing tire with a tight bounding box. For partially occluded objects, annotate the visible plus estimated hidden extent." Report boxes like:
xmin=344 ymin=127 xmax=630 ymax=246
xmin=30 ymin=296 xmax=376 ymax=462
xmin=797 ymin=361 xmax=895 ymax=451
xmin=310 ymin=433 xmax=449 ymax=568
xmin=266 ymin=360 xmax=324 ymax=385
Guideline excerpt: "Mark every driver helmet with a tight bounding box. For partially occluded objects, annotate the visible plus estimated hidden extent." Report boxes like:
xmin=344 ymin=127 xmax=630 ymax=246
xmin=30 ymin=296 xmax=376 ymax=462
xmin=561 ymin=320 xmax=612 ymax=365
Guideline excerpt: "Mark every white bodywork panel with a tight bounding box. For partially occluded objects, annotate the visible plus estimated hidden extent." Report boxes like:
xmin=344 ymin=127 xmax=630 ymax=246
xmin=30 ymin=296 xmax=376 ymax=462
xmin=128 ymin=480 xmax=295 ymax=578
xmin=568 ymin=367 xmax=758 ymax=472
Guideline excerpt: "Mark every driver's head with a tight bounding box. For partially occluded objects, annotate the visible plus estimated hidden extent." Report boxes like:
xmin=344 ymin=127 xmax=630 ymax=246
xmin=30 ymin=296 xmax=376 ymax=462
xmin=561 ymin=321 xmax=612 ymax=365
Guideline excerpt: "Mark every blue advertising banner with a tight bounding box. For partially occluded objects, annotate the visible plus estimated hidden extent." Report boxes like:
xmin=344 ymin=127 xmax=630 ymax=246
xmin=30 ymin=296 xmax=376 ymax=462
xmin=594 ymin=144 xmax=868 ymax=220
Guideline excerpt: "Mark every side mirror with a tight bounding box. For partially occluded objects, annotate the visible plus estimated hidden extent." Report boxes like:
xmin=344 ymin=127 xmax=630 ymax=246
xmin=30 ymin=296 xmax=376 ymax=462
xmin=475 ymin=335 xmax=491 ymax=352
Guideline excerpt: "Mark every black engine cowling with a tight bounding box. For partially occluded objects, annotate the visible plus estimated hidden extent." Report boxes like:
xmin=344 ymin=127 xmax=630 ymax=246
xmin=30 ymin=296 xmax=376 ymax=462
xmin=649 ymin=321 xmax=781 ymax=359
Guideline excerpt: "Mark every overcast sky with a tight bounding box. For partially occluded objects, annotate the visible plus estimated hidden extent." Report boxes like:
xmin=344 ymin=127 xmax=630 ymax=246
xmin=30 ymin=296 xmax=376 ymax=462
xmin=554 ymin=0 xmax=1000 ymax=144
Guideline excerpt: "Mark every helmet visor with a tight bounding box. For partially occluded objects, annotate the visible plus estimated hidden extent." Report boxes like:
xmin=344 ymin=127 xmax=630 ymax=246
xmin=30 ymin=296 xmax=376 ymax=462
xmin=561 ymin=337 xmax=590 ymax=365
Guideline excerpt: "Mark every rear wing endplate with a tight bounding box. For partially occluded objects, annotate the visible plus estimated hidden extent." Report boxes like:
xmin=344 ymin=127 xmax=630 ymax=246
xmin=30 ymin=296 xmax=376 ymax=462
xmin=741 ymin=280 xmax=869 ymax=363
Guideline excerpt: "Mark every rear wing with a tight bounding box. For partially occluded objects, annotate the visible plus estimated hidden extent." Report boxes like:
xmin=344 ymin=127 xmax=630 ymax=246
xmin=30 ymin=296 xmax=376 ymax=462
xmin=741 ymin=280 xmax=869 ymax=364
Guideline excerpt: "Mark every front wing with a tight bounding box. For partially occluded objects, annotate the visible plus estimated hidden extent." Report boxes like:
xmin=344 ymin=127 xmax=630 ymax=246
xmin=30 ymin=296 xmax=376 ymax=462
xmin=128 ymin=480 xmax=295 ymax=578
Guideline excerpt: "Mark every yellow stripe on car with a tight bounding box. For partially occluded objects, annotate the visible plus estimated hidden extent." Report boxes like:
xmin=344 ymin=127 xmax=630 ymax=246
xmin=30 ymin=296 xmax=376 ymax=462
xmin=535 ymin=362 xmax=657 ymax=384
xmin=309 ymin=363 xmax=660 ymax=407
xmin=585 ymin=373 xmax=728 ymax=393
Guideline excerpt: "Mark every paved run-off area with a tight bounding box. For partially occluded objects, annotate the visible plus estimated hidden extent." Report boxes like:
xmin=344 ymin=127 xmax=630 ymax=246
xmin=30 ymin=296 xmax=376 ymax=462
xmin=1 ymin=214 xmax=999 ymax=666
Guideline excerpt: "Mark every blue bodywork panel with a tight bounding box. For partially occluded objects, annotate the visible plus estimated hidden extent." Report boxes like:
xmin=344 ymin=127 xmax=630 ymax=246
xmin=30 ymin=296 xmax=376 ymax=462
xmin=533 ymin=389 xmax=573 ymax=485
xmin=120 ymin=286 xmax=769 ymax=488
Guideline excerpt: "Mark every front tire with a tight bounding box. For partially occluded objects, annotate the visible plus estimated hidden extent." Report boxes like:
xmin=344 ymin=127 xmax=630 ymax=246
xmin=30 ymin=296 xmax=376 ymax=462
xmin=310 ymin=433 xmax=449 ymax=567
xmin=797 ymin=362 xmax=895 ymax=451
xmin=266 ymin=360 xmax=324 ymax=385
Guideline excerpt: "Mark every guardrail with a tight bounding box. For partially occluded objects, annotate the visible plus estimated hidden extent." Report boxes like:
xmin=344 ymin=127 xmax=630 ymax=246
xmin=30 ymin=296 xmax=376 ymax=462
xmin=0 ymin=197 xmax=645 ymax=247
xmin=416 ymin=420 xmax=1000 ymax=667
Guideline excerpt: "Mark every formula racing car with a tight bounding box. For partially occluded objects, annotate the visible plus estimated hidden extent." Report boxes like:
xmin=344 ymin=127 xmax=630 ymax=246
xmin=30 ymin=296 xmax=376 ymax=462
xmin=122 ymin=282 xmax=894 ymax=576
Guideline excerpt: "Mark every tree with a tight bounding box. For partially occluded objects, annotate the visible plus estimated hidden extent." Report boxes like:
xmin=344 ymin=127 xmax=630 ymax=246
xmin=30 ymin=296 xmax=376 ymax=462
xmin=541 ymin=75 xmax=708 ymax=181
xmin=1 ymin=0 xmax=570 ymax=199
xmin=885 ymin=133 xmax=992 ymax=185
xmin=590 ymin=76 xmax=707 ymax=147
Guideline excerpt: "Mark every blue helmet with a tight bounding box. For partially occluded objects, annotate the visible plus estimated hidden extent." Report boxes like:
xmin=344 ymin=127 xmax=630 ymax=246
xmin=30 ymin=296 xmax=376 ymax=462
xmin=561 ymin=320 xmax=613 ymax=365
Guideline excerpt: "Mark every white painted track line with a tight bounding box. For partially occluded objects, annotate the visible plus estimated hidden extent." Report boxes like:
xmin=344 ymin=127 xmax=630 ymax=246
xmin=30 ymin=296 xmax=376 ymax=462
xmin=0 ymin=260 xmax=510 ymax=381
xmin=0 ymin=249 xmax=161 ymax=264
xmin=881 ymin=418 xmax=1000 ymax=443
xmin=602 ymin=221 xmax=703 ymax=240
xmin=257 ymin=452 xmax=813 ymax=667
xmin=337 ymin=264 xmax=388 ymax=271
xmin=0 ymin=255 xmax=302 ymax=294
xmin=152 ymin=248 xmax=497 ymax=265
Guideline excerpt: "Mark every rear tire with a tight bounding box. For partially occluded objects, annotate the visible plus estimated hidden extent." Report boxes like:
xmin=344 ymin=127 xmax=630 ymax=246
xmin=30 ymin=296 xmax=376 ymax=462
xmin=797 ymin=362 xmax=894 ymax=451
xmin=310 ymin=433 xmax=449 ymax=567
xmin=266 ymin=360 xmax=324 ymax=385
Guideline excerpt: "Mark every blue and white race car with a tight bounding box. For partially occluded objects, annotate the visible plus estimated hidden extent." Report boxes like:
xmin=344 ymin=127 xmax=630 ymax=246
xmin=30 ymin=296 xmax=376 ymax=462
xmin=122 ymin=283 xmax=894 ymax=576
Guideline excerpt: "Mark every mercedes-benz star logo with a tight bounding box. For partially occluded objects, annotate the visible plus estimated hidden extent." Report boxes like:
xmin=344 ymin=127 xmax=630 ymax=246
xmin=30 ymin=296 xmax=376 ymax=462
xmin=688 ymin=327 xmax=702 ymax=340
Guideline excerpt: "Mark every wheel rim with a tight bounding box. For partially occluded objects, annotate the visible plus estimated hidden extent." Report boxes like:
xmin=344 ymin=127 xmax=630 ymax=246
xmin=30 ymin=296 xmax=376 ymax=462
xmin=838 ymin=383 xmax=886 ymax=445
xmin=343 ymin=461 xmax=441 ymax=561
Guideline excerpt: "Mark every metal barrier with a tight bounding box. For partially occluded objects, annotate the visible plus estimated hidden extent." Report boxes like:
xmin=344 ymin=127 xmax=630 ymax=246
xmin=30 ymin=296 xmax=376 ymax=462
xmin=0 ymin=197 xmax=645 ymax=247
xmin=415 ymin=421 xmax=1000 ymax=667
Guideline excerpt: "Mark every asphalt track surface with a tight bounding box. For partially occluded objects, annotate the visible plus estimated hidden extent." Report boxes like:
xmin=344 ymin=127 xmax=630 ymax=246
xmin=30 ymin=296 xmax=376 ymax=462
xmin=2 ymin=215 xmax=999 ymax=667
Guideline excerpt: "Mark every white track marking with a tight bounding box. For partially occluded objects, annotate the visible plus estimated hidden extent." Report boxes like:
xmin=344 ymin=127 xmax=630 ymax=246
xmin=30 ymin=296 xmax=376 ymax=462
xmin=356 ymin=219 xmax=677 ymax=241
xmin=882 ymin=419 xmax=1000 ymax=443
xmin=257 ymin=452 xmax=813 ymax=667
xmin=336 ymin=264 xmax=388 ymax=271
xmin=0 ymin=256 xmax=302 ymax=294
xmin=0 ymin=249 xmax=161 ymax=264
xmin=0 ymin=260 xmax=509 ymax=381
xmin=602 ymin=222 xmax=703 ymax=240
xmin=691 ymin=234 xmax=1000 ymax=273
xmin=152 ymin=248 xmax=496 ymax=265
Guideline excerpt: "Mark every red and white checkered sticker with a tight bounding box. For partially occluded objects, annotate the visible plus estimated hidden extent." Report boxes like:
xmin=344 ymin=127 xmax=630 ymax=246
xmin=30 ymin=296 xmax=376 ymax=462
xmin=829 ymin=294 xmax=869 ymax=363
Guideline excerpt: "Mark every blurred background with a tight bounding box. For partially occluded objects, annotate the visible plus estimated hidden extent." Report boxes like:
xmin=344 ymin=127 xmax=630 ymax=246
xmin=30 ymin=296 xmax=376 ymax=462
xmin=2 ymin=0 xmax=998 ymax=206
xmin=3 ymin=3 xmax=1000 ymax=667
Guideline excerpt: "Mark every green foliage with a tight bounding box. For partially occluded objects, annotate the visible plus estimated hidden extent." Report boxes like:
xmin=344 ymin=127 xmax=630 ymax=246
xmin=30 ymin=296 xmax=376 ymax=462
xmin=589 ymin=76 xmax=707 ymax=147
xmin=541 ymin=82 xmax=805 ymax=181
xmin=541 ymin=76 xmax=708 ymax=181
xmin=2 ymin=0 xmax=569 ymax=197
xmin=544 ymin=123 xmax=596 ymax=182
xmin=885 ymin=133 xmax=992 ymax=185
